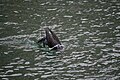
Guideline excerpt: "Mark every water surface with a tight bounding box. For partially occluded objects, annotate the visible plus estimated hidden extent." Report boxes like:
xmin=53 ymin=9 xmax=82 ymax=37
xmin=0 ymin=0 xmax=120 ymax=80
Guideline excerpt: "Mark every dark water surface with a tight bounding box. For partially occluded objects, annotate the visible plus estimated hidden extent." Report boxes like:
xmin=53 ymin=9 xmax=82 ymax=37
xmin=0 ymin=0 xmax=120 ymax=80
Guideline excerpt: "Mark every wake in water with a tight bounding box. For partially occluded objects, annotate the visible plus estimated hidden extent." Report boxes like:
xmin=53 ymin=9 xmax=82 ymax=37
xmin=0 ymin=36 xmax=40 ymax=50
xmin=0 ymin=34 xmax=64 ymax=55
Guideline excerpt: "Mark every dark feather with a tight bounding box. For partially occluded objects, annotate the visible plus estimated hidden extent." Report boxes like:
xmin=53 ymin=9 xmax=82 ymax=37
xmin=38 ymin=28 xmax=62 ymax=50
xmin=48 ymin=28 xmax=61 ymax=44
xmin=37 ymin=37 xmax=46 ymax=43
xmin=45 ymin=28 xmax=58 ymax=48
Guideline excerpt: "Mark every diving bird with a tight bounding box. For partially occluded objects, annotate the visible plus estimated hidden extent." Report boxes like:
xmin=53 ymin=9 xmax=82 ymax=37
xmin=37 ymin=28 xmax=64 ymax=51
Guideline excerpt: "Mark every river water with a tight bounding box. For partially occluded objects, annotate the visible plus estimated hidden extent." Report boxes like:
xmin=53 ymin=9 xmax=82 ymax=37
xmin=0 ymin=0 xmax=120 ymax=80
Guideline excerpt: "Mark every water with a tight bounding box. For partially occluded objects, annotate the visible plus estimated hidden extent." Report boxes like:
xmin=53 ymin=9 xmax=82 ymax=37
xmin=0 ymin=0 xmax=120 ymax=80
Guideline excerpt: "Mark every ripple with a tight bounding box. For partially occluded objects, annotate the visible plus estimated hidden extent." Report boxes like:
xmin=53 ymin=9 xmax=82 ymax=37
xmin=41 ymin=74 xmax=58 ymax=78
xmin=0 ymin=73 xmax=22 ymax=77
xmin=1 ymin=0 xmax=120 ymax=80
xmin=26 ymin=67 xmax=43 ymax=71
xmin=113 ymin=48 xmax=120 ymax=53
xmin=95 ymin=44 xmax=106 ymax=47
xmin=62 ymin=73 xmax=74 ymax=77
xmin=63 ymin=15 xmax=73 ymax=18
xmin=5 ymin=70 xmax=14 ymax=74
xmin=108 ymin=53 xmax=120 ymax=57
xmin=68 ymin=64 xmax=77 ymax=68
xmin=3 ymin=66 xmax=13 ymax=69
xmin=116 ymin=34 xmax=120 ymax=37
xmin=24 ymin=73 xmax=38 ymax=77
xmin=101 ymin=48 xmax=113 ymax=52
xmin=1 ymin=78 xmax=9 ymax=80
xmin=78 ymin=63 xmax=93 ymax=67
xmin=113 ymin=42 xmax=120 ymax=48
xmin=116 ymin=26 xmax=120 ymax=29
xmin=4 ymin=22 xmax=18 ymax=25
xmin=47 ymin=8 xmax=57 ymax=11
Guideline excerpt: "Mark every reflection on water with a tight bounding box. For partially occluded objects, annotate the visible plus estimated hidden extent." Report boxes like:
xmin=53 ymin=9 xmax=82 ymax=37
xmin=0 ymin=0 xmax=120 ymax=80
